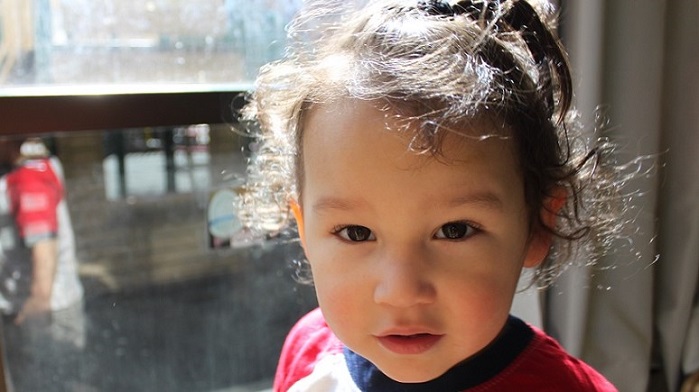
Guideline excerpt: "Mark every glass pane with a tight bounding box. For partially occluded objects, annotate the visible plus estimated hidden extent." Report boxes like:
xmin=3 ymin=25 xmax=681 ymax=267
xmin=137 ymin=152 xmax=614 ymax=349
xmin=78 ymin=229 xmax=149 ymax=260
xmin=102 ymin=125 xmax=215 ymax=200
xmin=0 ymin=127 xmax=317 ymax=391
xmin=0 ymin=0 xmax=302 ymax=89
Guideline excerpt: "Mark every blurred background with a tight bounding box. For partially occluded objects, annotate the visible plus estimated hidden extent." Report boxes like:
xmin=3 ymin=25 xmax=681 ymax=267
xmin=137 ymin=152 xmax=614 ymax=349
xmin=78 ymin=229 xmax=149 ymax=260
xmin=0 ymin=1 xmax=697 ymax=391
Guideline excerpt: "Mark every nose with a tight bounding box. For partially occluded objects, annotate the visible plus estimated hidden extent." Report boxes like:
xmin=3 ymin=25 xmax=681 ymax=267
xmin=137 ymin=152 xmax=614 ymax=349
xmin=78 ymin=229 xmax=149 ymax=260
xmin=373 ymin=245 xmax=436 ymax=308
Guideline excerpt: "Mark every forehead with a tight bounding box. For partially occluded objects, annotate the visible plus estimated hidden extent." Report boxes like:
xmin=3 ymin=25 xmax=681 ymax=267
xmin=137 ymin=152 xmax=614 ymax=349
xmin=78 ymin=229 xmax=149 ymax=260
xmin=300 ymin=99 xmax=523 ymax=204
xmin=301 ymin=99 xmax=513 ymax=164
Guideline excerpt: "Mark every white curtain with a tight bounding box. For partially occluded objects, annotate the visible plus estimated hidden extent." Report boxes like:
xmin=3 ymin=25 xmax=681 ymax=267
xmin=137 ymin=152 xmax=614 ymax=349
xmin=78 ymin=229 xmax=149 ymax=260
xmin=542 ymin=1 xmax=699 ymax=392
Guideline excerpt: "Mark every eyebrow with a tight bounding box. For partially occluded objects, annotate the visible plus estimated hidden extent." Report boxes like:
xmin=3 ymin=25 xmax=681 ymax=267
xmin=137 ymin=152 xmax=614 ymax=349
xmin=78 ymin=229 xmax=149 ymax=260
xmin=311 ymin=191 xmax=504 ymax=213
xmin=312 ymin=197 xmax=366 ymax=214
xmin=443 ymin=191 xmax=504 ymax=211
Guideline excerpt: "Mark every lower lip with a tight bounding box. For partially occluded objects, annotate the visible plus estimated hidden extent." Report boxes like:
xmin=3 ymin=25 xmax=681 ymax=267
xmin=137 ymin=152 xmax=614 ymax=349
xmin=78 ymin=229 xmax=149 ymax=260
xmin=377 ymin=334 xmax=442 ymax=355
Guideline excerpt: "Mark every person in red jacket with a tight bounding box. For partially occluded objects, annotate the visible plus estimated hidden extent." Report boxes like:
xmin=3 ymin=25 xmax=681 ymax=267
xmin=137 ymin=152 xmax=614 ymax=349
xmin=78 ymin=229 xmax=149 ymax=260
xmin=0 ymin=137 xmax=85 ymax=390
xmin=0 ymin=137 xmax=83 ymax=324
xmin=238 ymin=0 xmax=624 ymax=390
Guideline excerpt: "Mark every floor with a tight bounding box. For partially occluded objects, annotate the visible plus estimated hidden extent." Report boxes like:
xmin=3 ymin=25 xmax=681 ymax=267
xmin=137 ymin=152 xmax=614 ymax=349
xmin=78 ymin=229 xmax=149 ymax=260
xmin=1 ymin=242 xmax=318 ymax=392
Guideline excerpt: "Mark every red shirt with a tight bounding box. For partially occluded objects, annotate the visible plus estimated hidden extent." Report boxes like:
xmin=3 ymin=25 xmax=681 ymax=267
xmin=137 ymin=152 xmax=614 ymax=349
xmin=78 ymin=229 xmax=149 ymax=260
xmin=274 ymin=308 xmax=617 ymax=392
xmin=5 ymin=158 xmax=63 ymax=244
xmin=0 ymin=157 xmax=83 ymax=313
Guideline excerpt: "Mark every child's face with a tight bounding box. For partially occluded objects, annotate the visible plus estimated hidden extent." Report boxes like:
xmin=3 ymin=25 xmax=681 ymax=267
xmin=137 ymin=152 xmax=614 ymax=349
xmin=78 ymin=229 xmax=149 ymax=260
xmin=295 ymin=99 xmax=548 ymax=383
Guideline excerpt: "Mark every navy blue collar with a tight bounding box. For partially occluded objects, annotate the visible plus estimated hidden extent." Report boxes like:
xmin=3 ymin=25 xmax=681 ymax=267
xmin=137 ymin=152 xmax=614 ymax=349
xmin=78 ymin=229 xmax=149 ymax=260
xmin=344 ymin=316 xmax=533 ymax=392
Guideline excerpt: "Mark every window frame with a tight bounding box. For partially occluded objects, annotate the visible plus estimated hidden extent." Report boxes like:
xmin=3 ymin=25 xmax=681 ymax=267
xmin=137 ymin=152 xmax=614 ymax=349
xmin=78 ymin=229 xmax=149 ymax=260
xmin=0 ymin=86 xmax=247 ymax=136
xmin=0 ymin=86 xmax=254 ymax=392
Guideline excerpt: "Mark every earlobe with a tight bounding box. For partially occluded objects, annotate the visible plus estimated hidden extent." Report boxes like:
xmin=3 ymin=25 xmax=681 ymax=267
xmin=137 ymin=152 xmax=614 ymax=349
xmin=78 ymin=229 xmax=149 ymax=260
xmin=523 ymin=231 xmax=552 ymax=268
xmin=289 ymin=199 xmax=306 ymax=249
xmin=524 ymin=188 xmax=567 ymax=268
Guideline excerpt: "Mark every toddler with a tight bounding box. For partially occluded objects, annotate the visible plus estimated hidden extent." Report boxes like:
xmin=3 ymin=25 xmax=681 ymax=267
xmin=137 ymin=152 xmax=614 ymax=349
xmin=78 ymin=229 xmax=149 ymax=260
xmin=239 ymin=0 xmax=621 ymax=390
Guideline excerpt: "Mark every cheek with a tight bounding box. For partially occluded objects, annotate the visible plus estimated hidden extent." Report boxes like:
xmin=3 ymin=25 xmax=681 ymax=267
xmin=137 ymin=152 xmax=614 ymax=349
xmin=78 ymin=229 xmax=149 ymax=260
xmin=444 ymin=248 xmax=525 ymax=311
xmin=309 ymin=257 xmax=370 ymax=342
xmin=305 ymin=240 xmax=364 ymax=313
xmin=309 ymin=258 xmax=342 ymax=305
xmin=305 ymin=241 xmax=378 ymax=343
xmin=479 ymin=275 xmax=519 ymax=312
xmin=453 ymin=272 xmax=518 ymax=307
xmin=443 ymin=274 xmax=519 ymax=340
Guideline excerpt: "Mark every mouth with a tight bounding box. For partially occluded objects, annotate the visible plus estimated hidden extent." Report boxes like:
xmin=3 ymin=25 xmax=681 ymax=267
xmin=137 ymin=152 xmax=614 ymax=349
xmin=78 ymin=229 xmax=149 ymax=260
xmin=376 ymin=333 xmax=443 ymax=355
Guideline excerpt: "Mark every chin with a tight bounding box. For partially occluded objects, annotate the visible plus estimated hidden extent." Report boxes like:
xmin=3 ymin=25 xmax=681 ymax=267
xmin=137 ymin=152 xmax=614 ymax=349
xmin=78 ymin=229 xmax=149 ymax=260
xmin=390 ymin=374 xmax=439 ymax=384
xmin=380 ymin=366 xmax=443 ymax=384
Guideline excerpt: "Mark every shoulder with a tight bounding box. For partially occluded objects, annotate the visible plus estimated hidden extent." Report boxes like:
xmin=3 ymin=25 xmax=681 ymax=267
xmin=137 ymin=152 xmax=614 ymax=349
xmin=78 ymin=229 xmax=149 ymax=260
xmin=497 ymin=325 xmax=617 ymax=392
xmin=274 ymin=307 xmax=344 ymax=392
xmin=280 ymin=307 xmax=341 ymax=357
xmin=6 ymin=159 xmax=61 ymax=191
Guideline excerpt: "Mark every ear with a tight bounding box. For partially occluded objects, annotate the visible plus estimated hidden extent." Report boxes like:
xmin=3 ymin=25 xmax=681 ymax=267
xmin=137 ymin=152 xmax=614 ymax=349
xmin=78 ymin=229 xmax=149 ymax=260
xmin=289 ymin=198 xmax=307 ymax=250
xmin=523 ymin=188 xmax=567 ymax=268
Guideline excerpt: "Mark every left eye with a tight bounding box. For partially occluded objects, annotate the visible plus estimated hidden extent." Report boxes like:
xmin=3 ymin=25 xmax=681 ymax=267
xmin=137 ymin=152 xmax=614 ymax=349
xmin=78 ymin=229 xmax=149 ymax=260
xmin=334 ymin=225 xmax=376 ymax=242
xmin=434 ymin=222 xmax=476 ymax=240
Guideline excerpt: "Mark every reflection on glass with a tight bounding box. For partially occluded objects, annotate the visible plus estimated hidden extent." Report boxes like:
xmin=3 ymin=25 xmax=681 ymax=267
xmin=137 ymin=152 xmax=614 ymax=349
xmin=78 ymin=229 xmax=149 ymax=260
xmin=103 ymin=124 xmax=214 ymax=199
xmin=0 ymin=128 xmax=317 ymax=391
xmin=0 ymin=0 xmax=302 ymax=87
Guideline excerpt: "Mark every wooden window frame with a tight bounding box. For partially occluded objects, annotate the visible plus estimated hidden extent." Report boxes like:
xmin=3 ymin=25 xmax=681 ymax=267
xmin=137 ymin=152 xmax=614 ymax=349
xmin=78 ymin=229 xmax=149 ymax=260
xmin=0 ymin=86 xmax=247 ymax=136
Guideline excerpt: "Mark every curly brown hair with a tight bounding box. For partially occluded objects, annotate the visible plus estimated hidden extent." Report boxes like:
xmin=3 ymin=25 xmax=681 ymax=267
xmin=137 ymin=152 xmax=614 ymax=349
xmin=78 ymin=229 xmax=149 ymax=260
xmin=238 ymin=0 xmax=625 ymax=287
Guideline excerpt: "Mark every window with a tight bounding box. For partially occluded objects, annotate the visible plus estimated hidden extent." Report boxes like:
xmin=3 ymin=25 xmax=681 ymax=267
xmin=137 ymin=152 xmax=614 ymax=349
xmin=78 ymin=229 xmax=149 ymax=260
xmin=0 ymin=2 xmax=316 ymax=392
xmin=1 ymin=0 xmax=300 ymax=87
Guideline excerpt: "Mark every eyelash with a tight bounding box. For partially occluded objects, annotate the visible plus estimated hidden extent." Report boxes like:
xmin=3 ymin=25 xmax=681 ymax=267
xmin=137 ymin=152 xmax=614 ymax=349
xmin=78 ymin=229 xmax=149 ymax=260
xmin=331 ymin=225 xmax=375 ymax=242
xmin=434 ymin=221 xmax=480 ymax=241
xmin=331 ymin=221 xmax=480 ymax=243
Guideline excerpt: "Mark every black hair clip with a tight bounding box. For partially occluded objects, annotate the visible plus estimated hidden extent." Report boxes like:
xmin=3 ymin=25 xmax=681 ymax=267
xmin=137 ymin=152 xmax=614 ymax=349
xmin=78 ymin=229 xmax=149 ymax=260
xmin=417 ymin=0 xmax=502 ymax=21
xmin=417 ymin=0 xmax=457 ymax=15
xmin=460 ymin=0 xmax=500 ymax=20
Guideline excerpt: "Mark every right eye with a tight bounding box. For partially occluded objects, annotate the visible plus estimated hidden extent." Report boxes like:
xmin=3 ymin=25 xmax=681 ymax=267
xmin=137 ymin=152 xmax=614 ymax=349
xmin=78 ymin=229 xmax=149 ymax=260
xmin=434 ymin=221 xmax=477 ymax=241
xmin=333 ymin=225 xmax=375 ymax=242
